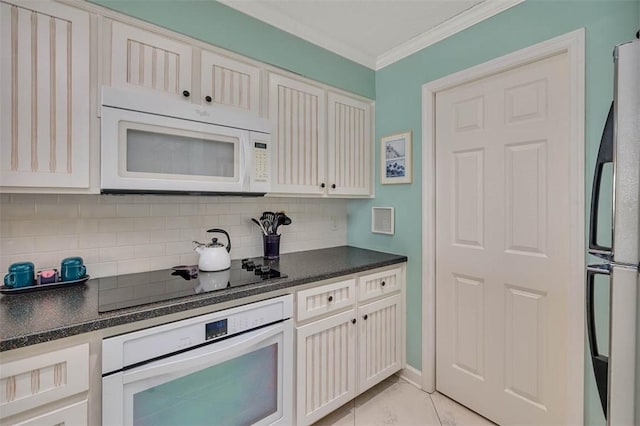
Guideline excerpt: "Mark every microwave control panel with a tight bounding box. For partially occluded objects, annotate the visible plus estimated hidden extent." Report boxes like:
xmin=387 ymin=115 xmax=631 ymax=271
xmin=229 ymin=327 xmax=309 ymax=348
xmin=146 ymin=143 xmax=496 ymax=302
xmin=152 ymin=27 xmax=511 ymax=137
xmin=254 ymin=142 xmax=269 ymax=182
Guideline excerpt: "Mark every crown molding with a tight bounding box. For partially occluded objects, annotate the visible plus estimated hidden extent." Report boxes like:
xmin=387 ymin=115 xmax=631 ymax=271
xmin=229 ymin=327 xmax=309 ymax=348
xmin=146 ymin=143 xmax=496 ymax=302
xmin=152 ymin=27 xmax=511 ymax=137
xmin=375 ymin=0 xmax=526 ymax=70
xmin=221 ymin=0 xmax=526 ymax=71
xmin=219 ymin=0 xmax=377 ymax=69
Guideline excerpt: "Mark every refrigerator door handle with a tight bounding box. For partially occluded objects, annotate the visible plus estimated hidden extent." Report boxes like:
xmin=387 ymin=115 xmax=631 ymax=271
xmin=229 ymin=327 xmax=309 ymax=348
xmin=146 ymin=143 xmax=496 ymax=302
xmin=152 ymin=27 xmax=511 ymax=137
xmin=586 ymin=264 xmax=610 ymax=417
xmin=588 ymin=102 xmax=615 ymax=259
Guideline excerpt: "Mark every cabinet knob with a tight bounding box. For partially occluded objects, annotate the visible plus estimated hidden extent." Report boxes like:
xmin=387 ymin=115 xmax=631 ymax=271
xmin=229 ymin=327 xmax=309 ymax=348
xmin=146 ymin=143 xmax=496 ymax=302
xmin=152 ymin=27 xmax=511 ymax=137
xmin=205 ymin=95 xmax=212 ymax=103
xmin=363 ymin=314 xmax=368 ymax=320
xmin=351 ymin=318 xmax=357 ymax=324
xmin=331 ymin=184 xmax=336 ymax=189
xmin=182 ymin=90 xmax=191 ymax=98
xmin=381 ymin=281 xmax=386 ymax=287
xmin=327 ymin=295 xmax=333 ymax=302
xmin=320 ymin=183 xmax=326 ymax=188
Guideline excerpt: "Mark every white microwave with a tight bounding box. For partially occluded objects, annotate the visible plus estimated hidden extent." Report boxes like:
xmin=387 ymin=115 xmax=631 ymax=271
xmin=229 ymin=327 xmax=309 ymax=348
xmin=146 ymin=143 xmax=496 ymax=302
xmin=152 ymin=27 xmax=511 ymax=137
xmin=100 ymin=87 xmax=271 ymax=195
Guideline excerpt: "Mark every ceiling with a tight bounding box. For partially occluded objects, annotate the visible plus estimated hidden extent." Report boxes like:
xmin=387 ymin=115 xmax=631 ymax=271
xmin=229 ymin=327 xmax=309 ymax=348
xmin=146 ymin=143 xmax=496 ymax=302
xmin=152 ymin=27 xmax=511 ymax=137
xmin=220 ymin=0 xmax=525 ymax=70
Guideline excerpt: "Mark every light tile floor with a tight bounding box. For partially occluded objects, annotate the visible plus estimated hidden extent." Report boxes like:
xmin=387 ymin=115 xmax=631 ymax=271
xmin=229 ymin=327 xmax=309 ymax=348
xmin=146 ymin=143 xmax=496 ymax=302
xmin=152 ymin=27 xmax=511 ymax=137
xmin=313 ymin=375 xmax=497 ymax=426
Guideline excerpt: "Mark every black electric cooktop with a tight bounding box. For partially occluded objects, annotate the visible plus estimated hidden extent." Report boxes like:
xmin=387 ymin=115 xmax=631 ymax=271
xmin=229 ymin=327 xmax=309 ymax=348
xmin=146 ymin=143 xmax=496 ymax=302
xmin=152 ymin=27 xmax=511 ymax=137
xmin=97 ymin=258 xmax=286 ymax=313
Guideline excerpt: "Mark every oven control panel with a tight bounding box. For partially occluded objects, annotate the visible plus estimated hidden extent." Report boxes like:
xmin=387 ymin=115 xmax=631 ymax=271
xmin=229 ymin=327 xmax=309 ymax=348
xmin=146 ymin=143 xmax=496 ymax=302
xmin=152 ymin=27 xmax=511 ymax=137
xmin=205 ymin=319 xmax=228 ymax=340
xmin=102 ymin=294 xmax=292 ymax=374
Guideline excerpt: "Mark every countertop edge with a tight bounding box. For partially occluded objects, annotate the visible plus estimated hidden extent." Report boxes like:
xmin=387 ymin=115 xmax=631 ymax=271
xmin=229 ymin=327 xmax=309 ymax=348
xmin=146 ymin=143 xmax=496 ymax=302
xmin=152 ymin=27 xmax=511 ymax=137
xmin=1 ymin=253 xmax=407 ymax=352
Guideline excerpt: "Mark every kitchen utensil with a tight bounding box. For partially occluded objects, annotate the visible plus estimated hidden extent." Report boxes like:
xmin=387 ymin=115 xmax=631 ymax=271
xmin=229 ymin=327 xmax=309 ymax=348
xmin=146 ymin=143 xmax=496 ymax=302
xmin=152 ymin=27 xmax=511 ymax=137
xmin=261 ymin=211 xmax=277 ymax=234
xmin=274 ymin=212 xmax=292 ymax=234
xmin=61 ymin=257 xmax=87 ymax=281
xmin=251 ymin=218 xmax=268 ymax=236
xmin=263 ymin=234 xmax=281 ymax=260
xmin=261 ymin=218 xmax=272 ymax=235
xmin=194 ymin=228 xmax=232 ymax=271
xmin=4 ymin=261 xmax=35 ymax=288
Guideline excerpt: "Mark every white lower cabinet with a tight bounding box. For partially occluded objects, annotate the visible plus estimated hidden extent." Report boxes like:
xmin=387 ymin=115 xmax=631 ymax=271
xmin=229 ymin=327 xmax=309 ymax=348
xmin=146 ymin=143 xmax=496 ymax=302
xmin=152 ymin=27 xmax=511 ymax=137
xmin=0 ymin=344 xmax=89 ymax=425
xmin=295 ymin=265 xmax=405 ymax=426
xmin=357 ymin=293 xmax=402 ymax=393
xmin=296 ymin=310 xmax=357 ymax=425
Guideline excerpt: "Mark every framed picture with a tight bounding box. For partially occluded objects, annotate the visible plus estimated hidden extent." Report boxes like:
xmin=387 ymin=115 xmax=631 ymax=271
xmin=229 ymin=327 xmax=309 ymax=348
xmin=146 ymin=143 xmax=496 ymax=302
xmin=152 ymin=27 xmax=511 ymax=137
xmin=381 ymin=131 xmax=412 ymax=184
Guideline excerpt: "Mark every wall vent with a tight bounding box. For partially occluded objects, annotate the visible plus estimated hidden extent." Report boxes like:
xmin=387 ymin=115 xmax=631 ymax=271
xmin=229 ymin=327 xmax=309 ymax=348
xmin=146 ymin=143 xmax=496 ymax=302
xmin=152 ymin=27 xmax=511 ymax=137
xmin=371 ymin=207 xmax=394 ymax=235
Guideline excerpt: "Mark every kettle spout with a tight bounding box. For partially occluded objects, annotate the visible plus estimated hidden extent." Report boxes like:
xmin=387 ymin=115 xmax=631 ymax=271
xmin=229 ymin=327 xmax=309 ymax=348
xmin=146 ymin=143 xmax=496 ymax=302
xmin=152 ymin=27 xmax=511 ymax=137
xmin=193 ymin=242 xmax=204 ymax=254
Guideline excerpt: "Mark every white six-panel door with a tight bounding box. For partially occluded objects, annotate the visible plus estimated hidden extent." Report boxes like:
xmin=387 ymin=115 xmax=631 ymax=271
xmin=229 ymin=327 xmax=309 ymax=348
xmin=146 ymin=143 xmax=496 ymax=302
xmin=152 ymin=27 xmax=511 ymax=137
xmin=435 ymin=52 xmax=571 ymax=425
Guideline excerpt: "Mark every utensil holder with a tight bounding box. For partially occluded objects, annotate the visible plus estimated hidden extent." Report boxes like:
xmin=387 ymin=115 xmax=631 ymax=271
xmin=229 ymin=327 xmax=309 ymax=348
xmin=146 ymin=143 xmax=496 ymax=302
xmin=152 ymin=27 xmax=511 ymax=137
xmin=263 ymin=235 xmax=281 ymax=260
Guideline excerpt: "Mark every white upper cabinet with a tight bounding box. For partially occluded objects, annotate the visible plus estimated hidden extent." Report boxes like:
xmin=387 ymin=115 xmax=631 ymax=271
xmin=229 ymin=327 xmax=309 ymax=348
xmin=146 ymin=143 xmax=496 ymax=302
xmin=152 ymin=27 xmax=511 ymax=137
xmin=269 ymin=73 xmax=326 ymax=195
xmin=0 ymin=0 xmax=90 ymax=188
xmin=109 ymin=21 xmax=193 ymax=101
xmin=268 ymin=73 xmax=373 ymax=197
xmin=327 ymin=92 xmax=372 ymax=196
xmin=108 ymin=21 xmax=261 ymax=115
xmin=200 ymin=50 xmax=261 ymax=114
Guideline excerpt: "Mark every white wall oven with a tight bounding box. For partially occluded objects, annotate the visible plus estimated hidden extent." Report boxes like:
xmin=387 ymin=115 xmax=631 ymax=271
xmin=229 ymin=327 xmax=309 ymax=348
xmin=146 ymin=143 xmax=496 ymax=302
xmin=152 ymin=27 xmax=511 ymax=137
xmin=102 ymin=295 xmax=293 ymax=426
xmin=101 ymin=87 xmax=271 ymax=195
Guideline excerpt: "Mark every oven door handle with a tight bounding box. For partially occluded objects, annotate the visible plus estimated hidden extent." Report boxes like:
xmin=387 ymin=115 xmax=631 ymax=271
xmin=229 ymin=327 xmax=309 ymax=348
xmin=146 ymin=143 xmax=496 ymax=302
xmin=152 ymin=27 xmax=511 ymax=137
xmin=122 ymin=321 xmax=289 ymax=384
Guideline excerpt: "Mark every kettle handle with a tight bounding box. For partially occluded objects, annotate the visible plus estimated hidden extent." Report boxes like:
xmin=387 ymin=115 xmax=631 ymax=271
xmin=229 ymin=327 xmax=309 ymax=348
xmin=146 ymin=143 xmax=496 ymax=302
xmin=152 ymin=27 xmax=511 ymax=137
xmin=206 ymin=228 xmax=231 ymax=253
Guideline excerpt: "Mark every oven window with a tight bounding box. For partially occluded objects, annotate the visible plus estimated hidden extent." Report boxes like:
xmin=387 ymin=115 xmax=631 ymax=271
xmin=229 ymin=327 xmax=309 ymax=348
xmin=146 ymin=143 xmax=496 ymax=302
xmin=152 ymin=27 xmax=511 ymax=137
xmin=126 ymin=129 xmax=236 ymax=178
xmin=132 ymin=343 xmax=278 ymax=426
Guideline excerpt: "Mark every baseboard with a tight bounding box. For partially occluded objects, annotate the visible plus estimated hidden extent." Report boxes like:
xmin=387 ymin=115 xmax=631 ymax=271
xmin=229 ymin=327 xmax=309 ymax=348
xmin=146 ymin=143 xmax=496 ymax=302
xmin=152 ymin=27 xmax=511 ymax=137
xmin=397 ymin=365 xmax=422 ymax=389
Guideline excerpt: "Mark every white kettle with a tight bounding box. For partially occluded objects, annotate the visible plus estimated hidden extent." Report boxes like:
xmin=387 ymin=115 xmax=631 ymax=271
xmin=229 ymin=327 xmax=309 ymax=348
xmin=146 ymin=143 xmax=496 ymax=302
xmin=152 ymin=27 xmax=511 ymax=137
xmin=193 ymin=229 xmax=231 ymax=272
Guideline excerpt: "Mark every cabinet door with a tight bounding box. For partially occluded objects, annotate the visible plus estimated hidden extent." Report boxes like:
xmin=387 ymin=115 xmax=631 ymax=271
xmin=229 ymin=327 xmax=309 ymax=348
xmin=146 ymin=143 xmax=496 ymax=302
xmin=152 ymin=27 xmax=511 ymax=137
xmin=0 ymin=0 xmax=90 ymax=188
xmin=296 ymin=310 xmax=356 ymax=426
xmin=269 ymin=73 xmax=326 ymax=195
xmin=200 ymin=50 xmax=260 ymax=114
xmin=357 ymin=294 xmax=402 ymax=393
xmin=110 ymin=21 xmax=192 ymax=100
xmin=10 ymin=400 xmax=87 ymax=426
xmin=327 ymin=92 xmax=372 ymax=196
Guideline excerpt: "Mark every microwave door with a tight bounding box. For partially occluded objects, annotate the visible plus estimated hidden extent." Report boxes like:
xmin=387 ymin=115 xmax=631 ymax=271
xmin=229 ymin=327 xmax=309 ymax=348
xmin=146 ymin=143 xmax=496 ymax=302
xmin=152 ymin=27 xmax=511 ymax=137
xmin=101 ymin=108 xmax=247 ymax=193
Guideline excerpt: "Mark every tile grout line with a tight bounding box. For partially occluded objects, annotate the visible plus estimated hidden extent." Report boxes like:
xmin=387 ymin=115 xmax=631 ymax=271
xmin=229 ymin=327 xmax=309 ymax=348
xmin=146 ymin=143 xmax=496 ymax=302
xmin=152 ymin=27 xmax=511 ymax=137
xmin=428 ymin=392 xmax=444 ymax=426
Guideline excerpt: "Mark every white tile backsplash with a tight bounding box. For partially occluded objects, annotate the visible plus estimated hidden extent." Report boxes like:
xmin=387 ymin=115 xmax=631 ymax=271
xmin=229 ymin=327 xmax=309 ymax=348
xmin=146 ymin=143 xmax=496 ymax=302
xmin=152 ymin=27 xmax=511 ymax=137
xmin=0 ymin=194 xmax=347 ymax=278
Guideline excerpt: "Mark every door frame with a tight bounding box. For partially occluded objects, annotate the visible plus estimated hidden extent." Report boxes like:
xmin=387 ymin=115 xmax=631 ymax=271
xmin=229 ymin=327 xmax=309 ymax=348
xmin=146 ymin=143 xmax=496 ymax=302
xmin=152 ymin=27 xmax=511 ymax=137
xmin=421 ymin=28 xmax=585 ymax=422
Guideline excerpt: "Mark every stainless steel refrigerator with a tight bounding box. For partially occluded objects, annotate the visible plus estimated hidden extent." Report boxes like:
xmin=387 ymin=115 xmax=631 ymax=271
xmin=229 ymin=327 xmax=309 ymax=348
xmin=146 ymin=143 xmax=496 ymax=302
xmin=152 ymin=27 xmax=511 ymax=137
xmin=587 ymin=37 xmax=639 ymax=425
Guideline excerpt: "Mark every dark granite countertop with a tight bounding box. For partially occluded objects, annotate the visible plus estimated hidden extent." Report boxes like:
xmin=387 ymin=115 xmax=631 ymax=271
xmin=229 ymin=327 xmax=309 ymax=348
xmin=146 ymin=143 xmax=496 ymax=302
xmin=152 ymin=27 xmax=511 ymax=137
xmin=0 ymin=246 xmax=406 ymax=352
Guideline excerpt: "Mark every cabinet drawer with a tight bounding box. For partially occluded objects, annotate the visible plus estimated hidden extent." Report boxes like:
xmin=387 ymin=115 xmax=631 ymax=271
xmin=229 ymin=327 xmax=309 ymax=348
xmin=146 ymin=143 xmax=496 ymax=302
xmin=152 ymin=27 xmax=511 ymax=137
xmin=296 ymin=279 xmax=355 ymax=322
xmin=357 ymin=267 xmax=402 ymax=302
xmin=0 ymin=344 xmax=89 ymax=419
xmin=10 ymin=400 xmax=87 ymax=426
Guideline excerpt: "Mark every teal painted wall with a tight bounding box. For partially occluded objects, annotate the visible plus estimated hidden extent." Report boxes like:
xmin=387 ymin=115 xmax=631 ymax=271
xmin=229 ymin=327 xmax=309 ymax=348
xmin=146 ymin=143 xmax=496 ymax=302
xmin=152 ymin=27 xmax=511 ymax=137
xmin=347 ymin=0 xmax=639 ymax=424
xmin=90 ymin=0 xmax=375 ymax=99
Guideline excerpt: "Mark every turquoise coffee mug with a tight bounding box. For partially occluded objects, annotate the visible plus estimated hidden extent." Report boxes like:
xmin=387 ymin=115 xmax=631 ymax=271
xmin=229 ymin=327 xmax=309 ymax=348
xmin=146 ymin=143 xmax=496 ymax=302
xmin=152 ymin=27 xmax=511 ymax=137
xmin=60 ymin=257 xmax=86 ymax=281
xmin=4 ymin=261 xmax=35 ymax=288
